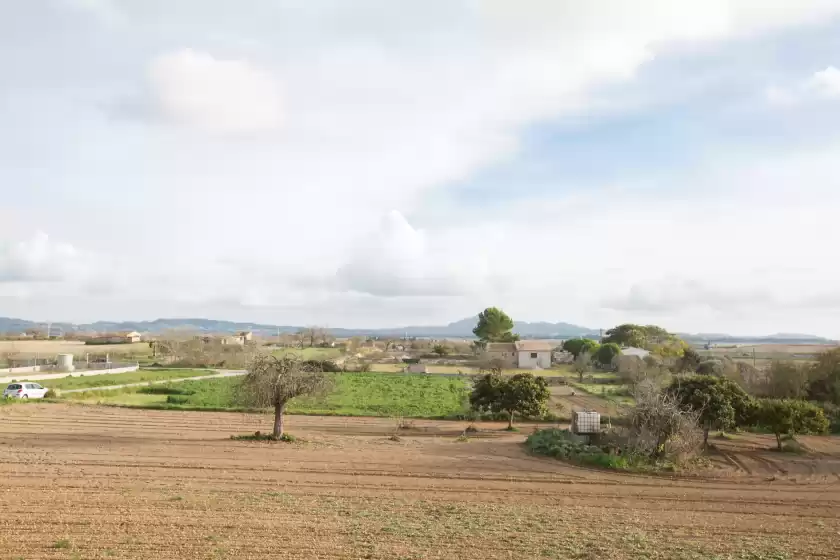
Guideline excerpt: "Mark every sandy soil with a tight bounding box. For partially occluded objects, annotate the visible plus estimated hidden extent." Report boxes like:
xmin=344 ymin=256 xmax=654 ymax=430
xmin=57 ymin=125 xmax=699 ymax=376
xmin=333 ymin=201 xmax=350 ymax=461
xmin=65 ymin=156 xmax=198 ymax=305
xmin=1 ymin=404 xmax=839 ymax=559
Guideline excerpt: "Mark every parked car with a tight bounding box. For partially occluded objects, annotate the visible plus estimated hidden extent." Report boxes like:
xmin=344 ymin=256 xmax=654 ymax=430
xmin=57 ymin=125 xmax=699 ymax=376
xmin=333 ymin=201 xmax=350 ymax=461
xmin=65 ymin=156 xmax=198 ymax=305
xmin=3 ymin=383 xmax=49 ymax=399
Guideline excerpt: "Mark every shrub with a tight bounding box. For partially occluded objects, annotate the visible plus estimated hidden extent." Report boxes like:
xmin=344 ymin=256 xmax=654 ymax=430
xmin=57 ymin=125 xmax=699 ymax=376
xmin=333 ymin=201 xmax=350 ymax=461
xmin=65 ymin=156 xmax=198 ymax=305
xmin=139 ymin=385 xmax=192 ymax=395
xmin=696 ymin=360 xmax=724 ymax=376
xmin=230 ymin=431 xmax=297 ymax=442
xmin=526 ymin=429 xmax=636 ymax=470
xmin=301 ymin=359 xmax=342 ymax=373
xmin=44 ymin=389 xmax=58 ymax=399
xmin=819 ymin=402 xmax=840 ymax=434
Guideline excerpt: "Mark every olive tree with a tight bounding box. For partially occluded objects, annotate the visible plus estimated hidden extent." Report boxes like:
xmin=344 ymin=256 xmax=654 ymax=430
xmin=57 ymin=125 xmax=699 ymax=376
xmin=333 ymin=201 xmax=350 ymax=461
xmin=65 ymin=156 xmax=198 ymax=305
xmin=573 ymin=351 xmax=592 ymax=382
xmin=753 ymin=399 xmax=829 ymax=451
xmin=470 ymin=373 xmax=550 ymax=429
xmin=239 ymin=354 xmax=331 ymax=438
xmin=667 ymin=376 xmax=752 ymax=447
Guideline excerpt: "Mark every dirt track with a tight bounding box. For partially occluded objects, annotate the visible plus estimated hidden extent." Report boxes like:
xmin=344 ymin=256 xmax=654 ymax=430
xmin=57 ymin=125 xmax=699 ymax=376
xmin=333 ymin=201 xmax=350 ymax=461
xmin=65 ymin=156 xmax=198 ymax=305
xmin=1 ymin=404 xmax=839 ymax=559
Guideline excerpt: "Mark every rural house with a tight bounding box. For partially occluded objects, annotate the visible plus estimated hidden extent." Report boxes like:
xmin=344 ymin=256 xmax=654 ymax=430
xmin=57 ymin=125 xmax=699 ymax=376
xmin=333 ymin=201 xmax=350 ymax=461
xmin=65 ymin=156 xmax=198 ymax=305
xmin=484 ymin=341 xmax=553 ymax=369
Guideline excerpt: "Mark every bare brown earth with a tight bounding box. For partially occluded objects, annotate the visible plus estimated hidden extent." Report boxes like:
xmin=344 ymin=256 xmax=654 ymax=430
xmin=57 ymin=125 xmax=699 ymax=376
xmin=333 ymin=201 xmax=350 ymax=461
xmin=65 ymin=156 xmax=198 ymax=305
xmin=2 ymin=404 xmax=840 ymax=559
xmin=549 ymin=385 xmax=624 ymax=417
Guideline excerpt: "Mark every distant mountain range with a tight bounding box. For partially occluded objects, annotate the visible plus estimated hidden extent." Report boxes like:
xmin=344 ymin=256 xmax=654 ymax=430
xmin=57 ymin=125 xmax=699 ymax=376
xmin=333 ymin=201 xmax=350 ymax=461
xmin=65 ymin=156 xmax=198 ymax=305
xmin=0 ymin=316 xmax=834 ymax=343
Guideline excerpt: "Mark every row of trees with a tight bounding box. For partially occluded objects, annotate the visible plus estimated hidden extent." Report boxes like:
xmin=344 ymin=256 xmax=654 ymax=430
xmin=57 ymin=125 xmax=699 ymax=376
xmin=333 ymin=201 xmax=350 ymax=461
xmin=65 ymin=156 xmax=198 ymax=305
xmin=666 ymin=375 xmax=828 ymax=450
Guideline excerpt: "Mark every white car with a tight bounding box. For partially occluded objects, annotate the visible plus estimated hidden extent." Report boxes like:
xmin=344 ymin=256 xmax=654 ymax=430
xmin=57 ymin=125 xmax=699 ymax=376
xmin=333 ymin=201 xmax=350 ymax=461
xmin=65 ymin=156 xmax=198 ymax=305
xmin=3 ymin=382 xmax=49 ymax=399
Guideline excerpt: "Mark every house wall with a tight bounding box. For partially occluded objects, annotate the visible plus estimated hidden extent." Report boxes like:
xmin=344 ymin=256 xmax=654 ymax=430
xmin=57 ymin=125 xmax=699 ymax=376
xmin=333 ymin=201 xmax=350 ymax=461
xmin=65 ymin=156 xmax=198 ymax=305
xmin=517 ymin=351 xmax=551 ymax=369
xmin=483 ymin=351 xmax=517 ymax=368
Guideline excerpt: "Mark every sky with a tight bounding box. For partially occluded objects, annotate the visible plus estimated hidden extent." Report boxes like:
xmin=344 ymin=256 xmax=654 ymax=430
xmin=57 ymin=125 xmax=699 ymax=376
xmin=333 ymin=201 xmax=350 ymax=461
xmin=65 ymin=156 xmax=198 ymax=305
xmin=1 ymin=1 xmax=840 ymax=337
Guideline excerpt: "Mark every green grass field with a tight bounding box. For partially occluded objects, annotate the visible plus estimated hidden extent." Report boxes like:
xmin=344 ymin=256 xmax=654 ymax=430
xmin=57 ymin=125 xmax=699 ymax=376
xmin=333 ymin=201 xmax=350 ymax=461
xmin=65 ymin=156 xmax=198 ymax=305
xmin=370 ymin=363 xmax=574 ymax=376
xmin=570 ymin=381 xmax=635 ymax=405
xmin=65 ymin=372 xmax=473 ymax=418
xmin=16 ymin=369 xmax=212 ymax=391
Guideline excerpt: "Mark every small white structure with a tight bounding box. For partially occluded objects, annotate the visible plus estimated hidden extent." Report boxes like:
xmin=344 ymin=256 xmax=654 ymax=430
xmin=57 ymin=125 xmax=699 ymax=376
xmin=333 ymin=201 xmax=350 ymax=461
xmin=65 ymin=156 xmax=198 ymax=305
xmin=56 ymin=354 xmax=75 ymax=372
xmin=571 ymin=411 xmax=601 ymax=435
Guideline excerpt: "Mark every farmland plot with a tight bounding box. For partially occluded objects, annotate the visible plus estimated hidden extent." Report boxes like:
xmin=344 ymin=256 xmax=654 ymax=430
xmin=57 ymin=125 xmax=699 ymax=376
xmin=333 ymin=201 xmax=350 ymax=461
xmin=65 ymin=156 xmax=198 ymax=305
xmin=1 ymin=404 xmax=839 ymax=559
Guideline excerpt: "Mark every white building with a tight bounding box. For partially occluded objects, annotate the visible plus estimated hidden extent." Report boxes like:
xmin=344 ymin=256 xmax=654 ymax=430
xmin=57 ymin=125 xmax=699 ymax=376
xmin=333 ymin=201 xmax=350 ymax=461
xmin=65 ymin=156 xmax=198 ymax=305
xmin=514 ymin=341 xmax=553 ymax=369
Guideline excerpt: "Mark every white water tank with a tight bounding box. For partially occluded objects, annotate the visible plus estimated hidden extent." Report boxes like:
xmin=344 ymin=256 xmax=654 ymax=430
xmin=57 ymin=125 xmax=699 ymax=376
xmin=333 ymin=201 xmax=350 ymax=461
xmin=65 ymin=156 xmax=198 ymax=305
xmin=56 ymin=353 xmax=75 ymax=372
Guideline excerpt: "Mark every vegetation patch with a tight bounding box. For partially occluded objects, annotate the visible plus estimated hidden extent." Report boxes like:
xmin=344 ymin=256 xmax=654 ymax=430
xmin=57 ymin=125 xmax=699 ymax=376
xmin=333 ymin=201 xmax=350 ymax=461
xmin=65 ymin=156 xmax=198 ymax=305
xmin=230 ymin=431 xmax=297 ymax=442
xmin=27 ymin=369 xmax=211 ymax=392
xmin=72 ymin=372 xmax=472 ymax=419
xmin=526 ymin=429 xmax=665 ymax=471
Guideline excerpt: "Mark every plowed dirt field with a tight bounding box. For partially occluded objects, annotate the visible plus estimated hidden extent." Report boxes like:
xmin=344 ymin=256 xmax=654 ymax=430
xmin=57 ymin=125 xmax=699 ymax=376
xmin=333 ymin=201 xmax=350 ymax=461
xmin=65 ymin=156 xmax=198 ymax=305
xmin=1 ymin=404 xmax=839 ymax=559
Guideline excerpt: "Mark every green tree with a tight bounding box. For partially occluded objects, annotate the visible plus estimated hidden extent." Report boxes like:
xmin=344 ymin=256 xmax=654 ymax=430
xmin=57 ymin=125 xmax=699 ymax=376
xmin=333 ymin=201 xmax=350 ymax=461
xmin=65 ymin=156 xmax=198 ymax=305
xmin=807 ymin=348 xmax=840 ymax=405
xmin=753 ymin=399 xmax=829 ymax=451
xmin=696 ymin=359 xmax=724 ymax=376
xmin=766 ymin=361 xmax=809 ymax=399
xmin=676 ymin=347 xmax=702 ymax=372
xmin=602 ymin=324 xmax=682 ymax=355
xmin=472 ymin=307 xmax=519 ymax=343
xmin=238 ymin=354 xmax=331 ymax=438
xmin=432 ymin=343 xmax=449 ymax=357
xmin=667 ymin=376 xmax=752 ymax=447
xmin=562 ymin=338 xmax=600 ymax=359
xmin=594 ymin=343 xmax=621 ymax=367
xmin=470 ymin=372 xmax=550 ymax=429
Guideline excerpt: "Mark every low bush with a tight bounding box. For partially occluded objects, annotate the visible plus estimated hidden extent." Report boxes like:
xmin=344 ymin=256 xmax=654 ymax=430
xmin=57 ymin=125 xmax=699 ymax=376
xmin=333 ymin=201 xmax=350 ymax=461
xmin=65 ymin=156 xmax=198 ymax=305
xmin=230 ymin=431 xmax=296 ymax=442
xmin=301 ymin=359 xmax=342 ymax=373
xmin=526 ymin=428 xmax=684 ymax=472
xmin=526 ymin=428 xmax=636 ymax=470
xmin=138 ymin=385 xmax=192 ymax=395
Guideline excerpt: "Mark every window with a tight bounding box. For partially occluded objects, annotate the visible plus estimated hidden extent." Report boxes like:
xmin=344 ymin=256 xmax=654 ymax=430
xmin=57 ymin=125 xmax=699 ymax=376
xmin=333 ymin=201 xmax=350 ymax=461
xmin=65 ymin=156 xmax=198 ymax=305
xmin=530 ymin=352 xmax=538 ymax=359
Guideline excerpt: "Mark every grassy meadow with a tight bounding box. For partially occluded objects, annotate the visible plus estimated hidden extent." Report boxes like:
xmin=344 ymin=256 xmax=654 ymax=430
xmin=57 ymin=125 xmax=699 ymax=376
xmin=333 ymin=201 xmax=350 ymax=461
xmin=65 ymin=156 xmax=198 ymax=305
xmin=17 ymin=369 xmax=213 ymax=391
xmin=64 ymin=372 xmax=473 ymax=418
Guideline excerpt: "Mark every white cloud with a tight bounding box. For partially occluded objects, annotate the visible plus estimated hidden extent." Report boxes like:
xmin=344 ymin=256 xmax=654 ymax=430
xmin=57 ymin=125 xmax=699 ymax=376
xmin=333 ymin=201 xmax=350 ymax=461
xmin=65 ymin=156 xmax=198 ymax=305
xmin=336 ymin=211 xmax=494 ymax=297
xmin=3 ymin=1 xmax=840 ymax=335
xmin=0 ymin=232 xmax=88 ymax=285
xmin=766 ymin=65 xmax=840 ymax=105
xmin=807 ymin=66 xmax=840 ymax=98
xmin=148 ymin=49 xmax=283 ymax=134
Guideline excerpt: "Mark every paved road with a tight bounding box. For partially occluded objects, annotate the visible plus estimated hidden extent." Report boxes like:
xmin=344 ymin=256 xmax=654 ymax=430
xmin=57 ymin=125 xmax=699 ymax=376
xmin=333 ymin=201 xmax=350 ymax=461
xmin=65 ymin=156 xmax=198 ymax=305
xmin=60 ymin=370 xmax=246 ymax=394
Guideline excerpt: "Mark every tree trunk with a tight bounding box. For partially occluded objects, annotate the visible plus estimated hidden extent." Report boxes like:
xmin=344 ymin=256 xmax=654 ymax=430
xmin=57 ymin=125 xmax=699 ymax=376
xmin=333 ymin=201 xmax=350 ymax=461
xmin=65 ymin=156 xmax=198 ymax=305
xmin=703 ymin=423 xmax=710 ymax=449
xmin=578 ymin=371 xmax=583 ymax=383
xmin=508 ymin=410 xmax=514 ymax=429
xmin=273 ymin=402 xmax=286 ymax=438
xmin=775 ymin=432 xmax=782 ymax=451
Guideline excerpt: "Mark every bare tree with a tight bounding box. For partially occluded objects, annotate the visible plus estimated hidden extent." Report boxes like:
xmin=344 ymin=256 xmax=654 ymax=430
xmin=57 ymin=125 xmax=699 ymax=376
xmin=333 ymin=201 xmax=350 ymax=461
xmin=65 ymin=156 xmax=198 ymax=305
xmin=298 ymin=327 xmax=330 ymax=348
xmin=626 ymin=380 xmax=700 ymax=459
xmin=573 ymin=352 xmax=592 ymax=382
xmin=238 ymin=354 xmax=332 ymax=438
